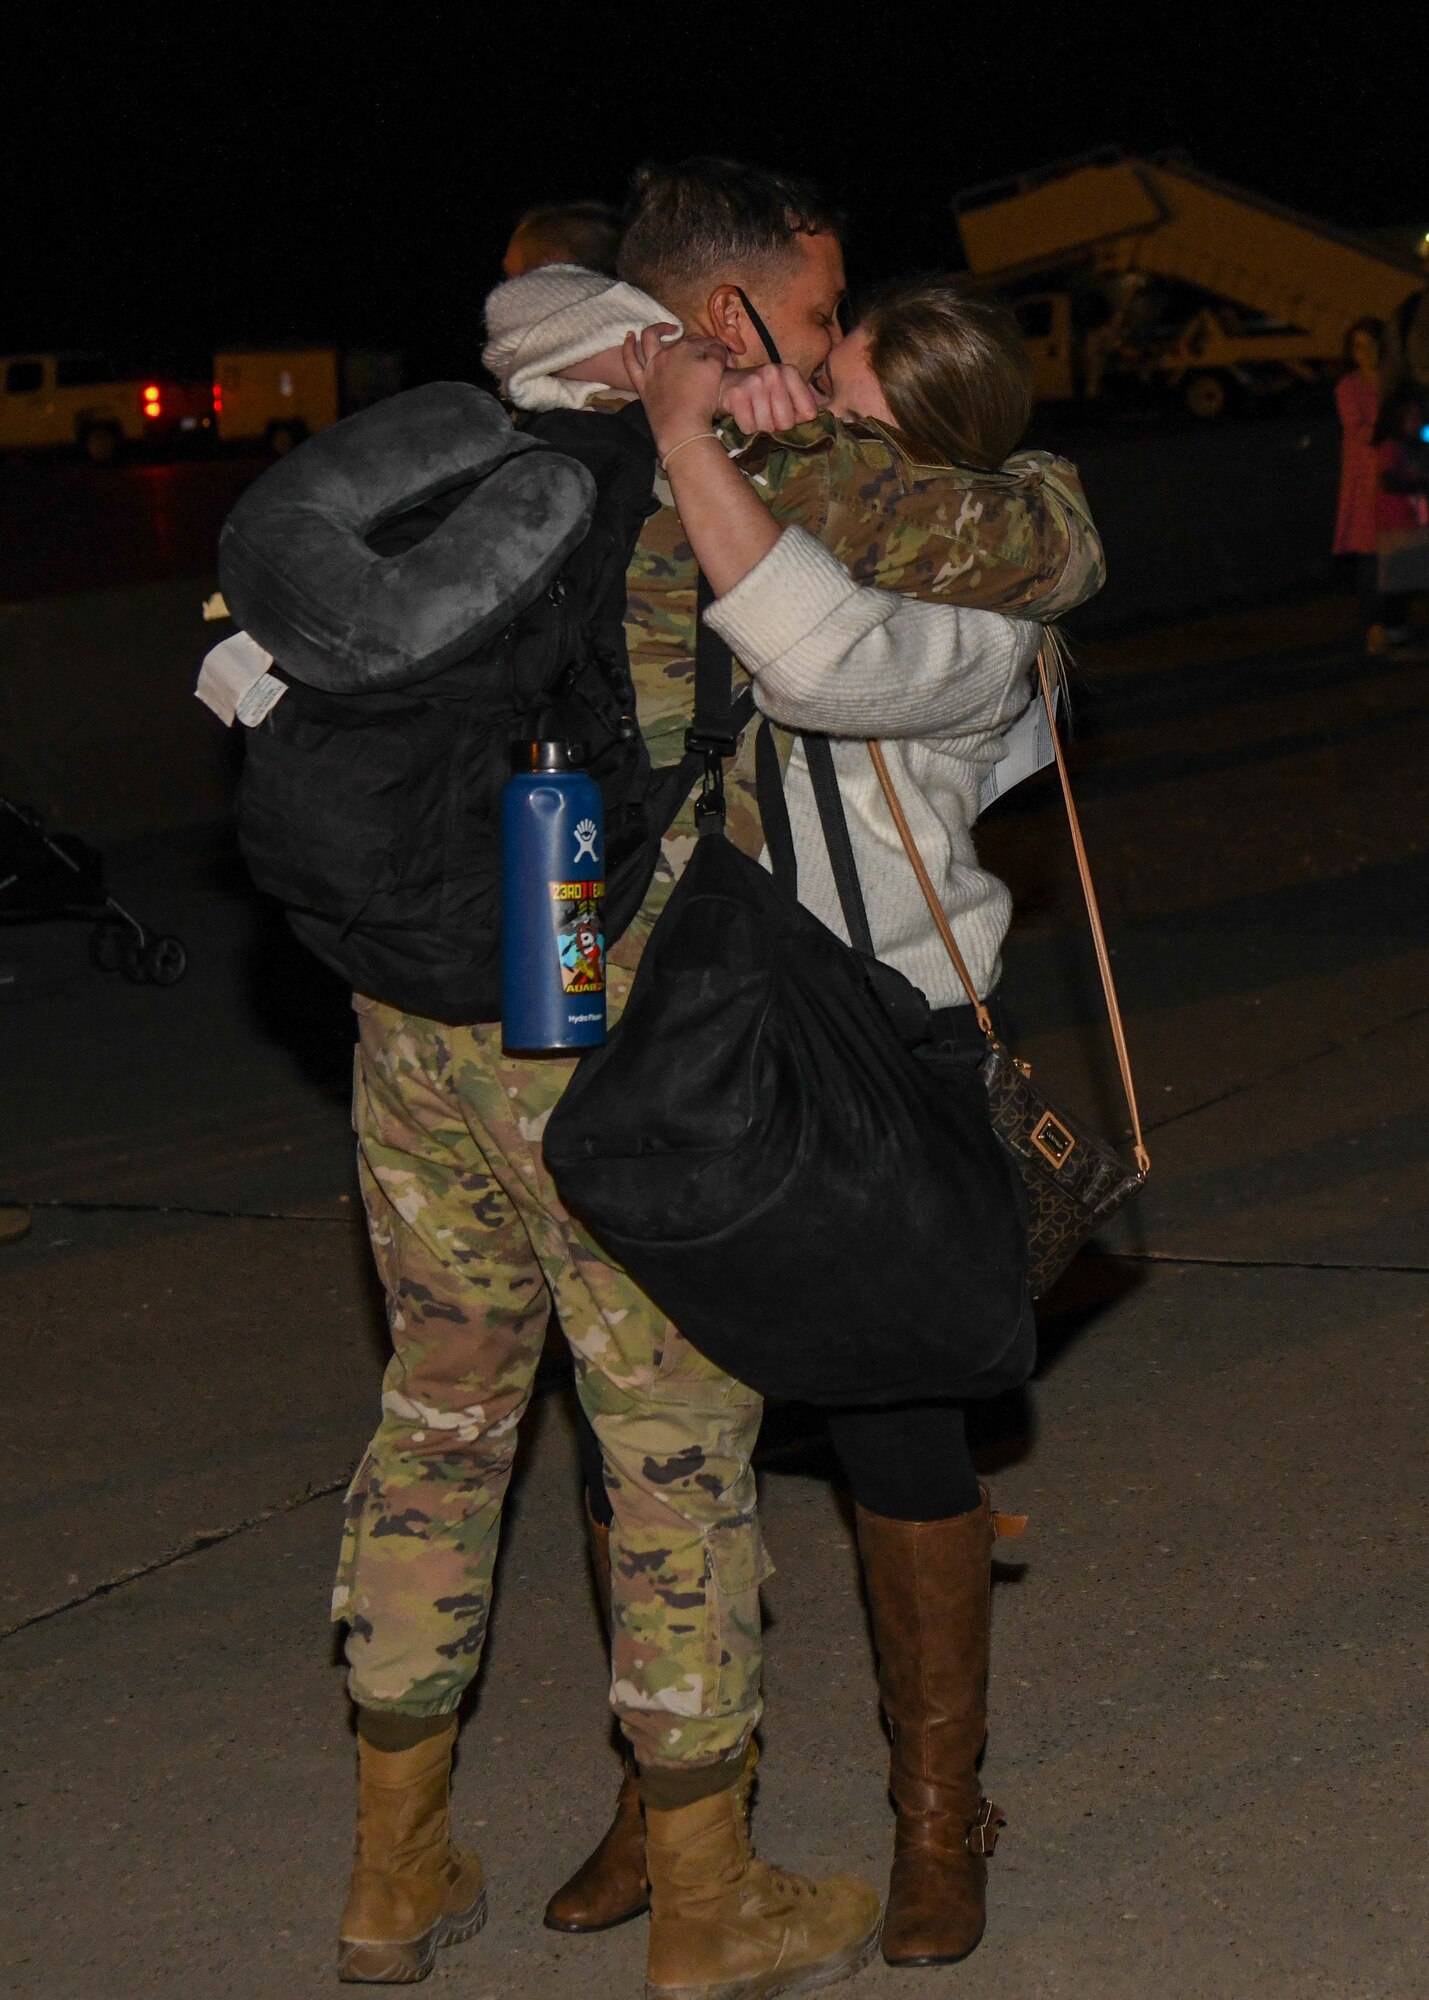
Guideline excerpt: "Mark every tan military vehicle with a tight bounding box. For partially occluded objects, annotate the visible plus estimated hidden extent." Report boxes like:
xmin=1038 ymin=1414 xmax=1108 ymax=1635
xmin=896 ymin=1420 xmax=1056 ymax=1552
xmin=0 ymin=354 xmax=163 ymax=462
xmin=212 ymin=348 xmax=402 ymax=452
xmin=212 ymin=348 xmax=338 ymax=453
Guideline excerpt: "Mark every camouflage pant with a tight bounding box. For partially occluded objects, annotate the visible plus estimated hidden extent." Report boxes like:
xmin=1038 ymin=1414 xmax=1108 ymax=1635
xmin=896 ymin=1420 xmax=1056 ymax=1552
xmin=333 ymin=970 xmax=767 ymax=1770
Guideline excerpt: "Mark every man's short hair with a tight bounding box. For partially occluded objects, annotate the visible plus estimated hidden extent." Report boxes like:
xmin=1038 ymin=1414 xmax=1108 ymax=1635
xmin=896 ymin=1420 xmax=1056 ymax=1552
xmin=507 ymin=201 xmax=621 ymax=276
xmin=617 ymin=157 xmax=842 ymax=300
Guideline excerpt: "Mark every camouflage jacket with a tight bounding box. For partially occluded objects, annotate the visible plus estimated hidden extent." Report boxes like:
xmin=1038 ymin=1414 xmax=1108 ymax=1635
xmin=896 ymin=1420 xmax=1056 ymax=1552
xmin=610 ymin=410 xmax=1105 ymax=965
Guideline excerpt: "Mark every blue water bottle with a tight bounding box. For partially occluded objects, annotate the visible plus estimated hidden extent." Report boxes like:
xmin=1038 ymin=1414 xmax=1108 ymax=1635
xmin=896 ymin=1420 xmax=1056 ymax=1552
xmin=501 ymin=741 xmax=606 ymax=1052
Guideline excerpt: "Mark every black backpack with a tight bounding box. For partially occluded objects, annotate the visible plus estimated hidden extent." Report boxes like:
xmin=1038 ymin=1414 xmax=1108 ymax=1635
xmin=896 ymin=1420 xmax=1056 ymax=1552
xmin=219 ymin=382 xmax=711 ymax=1024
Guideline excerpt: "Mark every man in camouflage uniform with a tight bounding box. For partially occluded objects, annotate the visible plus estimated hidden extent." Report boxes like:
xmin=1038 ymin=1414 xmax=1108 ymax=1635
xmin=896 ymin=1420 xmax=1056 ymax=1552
xmin=335 ymin=964 xmax=764 ymax=1753
xmin=334 ymin=159 xmax=1099 ymax=1998
xmin=333 ymin=160 xmax=890 ymax=1999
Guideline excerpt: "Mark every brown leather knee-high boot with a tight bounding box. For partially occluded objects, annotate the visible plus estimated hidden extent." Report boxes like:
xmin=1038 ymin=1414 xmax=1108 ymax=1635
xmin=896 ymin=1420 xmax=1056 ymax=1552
xmin=542 ymin=1502 xmax=651 ymax=1933
xmin=855 ymin=1490 xmax=1025 ymax=1967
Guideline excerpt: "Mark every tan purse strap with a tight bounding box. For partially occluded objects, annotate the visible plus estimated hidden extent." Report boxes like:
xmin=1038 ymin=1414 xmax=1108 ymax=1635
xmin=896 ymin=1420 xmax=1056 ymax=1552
xmin=867 ymin=641 xmax=1149 ymax=1175
xmin=866 ymin=743 xmax=993 ymax=1032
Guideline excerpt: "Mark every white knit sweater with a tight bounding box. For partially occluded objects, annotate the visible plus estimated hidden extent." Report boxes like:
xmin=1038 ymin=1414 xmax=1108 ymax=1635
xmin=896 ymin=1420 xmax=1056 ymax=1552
xmin=707 ymin=530 xmax=1036 ymax=1004
xmin=484 ymin=269 xmax=1038 ymax=1004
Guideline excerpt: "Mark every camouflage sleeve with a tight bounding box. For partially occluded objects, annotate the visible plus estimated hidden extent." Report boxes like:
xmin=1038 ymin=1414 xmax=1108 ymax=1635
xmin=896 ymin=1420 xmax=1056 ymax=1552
xmin=727 ymin=417 xmax=835 ymax=544
xmin=819 ymin=430 xmax=1104 ymax=618
xmin=735 ymin=416 xmax=1105 ymax=622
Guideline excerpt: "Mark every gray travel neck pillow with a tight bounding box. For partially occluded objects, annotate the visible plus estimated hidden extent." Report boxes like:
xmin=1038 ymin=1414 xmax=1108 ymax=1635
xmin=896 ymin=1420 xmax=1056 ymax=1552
xmin=217 ymin=381 xmax=596 ymax=693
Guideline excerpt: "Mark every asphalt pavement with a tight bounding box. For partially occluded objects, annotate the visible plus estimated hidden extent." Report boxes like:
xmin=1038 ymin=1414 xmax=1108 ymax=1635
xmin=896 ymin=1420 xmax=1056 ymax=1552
xmin=0 ymin=454 xmax=264 ymax=602
xmin=1 ymin=593 xmax=1426 ymax=1998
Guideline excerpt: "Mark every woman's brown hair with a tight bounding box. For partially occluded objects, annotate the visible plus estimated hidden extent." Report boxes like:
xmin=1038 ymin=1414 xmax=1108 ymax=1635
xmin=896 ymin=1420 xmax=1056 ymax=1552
xmin=1341 ymin=315 xmax=1383 ymax=375
xmin=863 ymin=278 xmax=1033 ymax=469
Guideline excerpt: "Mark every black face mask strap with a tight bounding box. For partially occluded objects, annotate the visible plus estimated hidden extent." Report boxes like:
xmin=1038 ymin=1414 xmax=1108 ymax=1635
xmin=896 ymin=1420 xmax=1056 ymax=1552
xmin=733 ymin=286 xmax=782 ymax=368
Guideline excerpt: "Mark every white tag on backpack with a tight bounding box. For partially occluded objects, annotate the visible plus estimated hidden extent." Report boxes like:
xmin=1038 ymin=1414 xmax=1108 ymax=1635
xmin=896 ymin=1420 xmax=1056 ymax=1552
xmin=195 ymin=630 xmax=276 ymax=726
xmin=235 ymin=672 xmax=289 ymax=727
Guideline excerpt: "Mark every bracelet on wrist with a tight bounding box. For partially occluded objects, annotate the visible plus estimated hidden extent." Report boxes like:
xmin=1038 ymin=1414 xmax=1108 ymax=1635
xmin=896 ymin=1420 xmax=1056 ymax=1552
xmin=658 ymin=430 xmax=719 ymax=473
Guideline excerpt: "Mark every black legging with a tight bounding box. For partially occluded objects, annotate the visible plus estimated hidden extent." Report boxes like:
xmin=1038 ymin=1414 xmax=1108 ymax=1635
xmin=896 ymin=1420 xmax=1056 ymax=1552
xmin=576 ymin=1394 xmax=980 ymax=1527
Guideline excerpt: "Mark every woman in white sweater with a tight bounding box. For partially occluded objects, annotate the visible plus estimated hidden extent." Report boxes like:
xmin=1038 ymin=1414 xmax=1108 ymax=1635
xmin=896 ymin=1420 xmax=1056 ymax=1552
xmin=625 ymin=305 xmax=1050 ymax=1969
xmin=493 ymin=269 xmax=1096 ymax=1970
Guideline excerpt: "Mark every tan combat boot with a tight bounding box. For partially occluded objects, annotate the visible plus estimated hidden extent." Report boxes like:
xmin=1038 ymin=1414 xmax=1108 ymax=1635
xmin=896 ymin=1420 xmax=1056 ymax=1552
xmin=337 ymin=1719 xmax=487 ymax=1983
xmin=544 ymin=1504 xmax=651 ymax=1933
xmin=855 ymin=1490 xmax=1025 ymax=1967
xmin=644 ymin=1764 xmax=882 ymax=2000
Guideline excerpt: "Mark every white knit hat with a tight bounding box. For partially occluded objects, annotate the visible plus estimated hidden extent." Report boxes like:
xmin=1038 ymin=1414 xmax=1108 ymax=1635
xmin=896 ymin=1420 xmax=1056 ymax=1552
xmin=482 ymin=264 xmax=674 ymax=412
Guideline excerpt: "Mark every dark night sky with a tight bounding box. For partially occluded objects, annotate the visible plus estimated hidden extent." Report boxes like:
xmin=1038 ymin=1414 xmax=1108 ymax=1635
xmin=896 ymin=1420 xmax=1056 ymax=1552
xmin=5 ymin=5 xmax=1424 ymax=378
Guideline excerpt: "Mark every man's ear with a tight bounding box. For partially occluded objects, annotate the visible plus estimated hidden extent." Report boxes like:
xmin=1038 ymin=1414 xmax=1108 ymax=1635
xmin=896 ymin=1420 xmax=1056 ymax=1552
xmin=705 ymin=284 xmax=754 ymax=362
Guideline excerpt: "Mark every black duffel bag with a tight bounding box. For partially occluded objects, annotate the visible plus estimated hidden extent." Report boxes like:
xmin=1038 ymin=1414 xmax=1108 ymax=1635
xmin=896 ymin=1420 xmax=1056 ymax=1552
xmin=543 ymin=614 xmax=1033 ymax=1408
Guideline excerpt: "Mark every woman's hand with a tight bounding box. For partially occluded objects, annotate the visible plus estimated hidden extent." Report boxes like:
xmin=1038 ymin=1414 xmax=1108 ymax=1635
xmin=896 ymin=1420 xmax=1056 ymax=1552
xmin=624 ymin=326 xmax=828 ymax=453
xmin=716 ymin=363 xmax=825 ymax=435
xmin=623 ymin=325 xmax=729 ymax=456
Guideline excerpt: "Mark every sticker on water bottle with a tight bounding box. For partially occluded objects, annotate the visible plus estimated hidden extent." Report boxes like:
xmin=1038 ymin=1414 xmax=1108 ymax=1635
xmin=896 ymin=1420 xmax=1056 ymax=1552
xmin=549 ymin=881 xmax=606 ymax=995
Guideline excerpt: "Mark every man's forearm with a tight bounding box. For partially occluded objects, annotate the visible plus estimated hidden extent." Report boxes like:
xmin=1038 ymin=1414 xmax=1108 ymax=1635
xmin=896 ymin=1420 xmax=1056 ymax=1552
xmin=781 ymin=435 xmax=1103 ymax=621
xmin=556 ymin=346 xmax=635 ymax=391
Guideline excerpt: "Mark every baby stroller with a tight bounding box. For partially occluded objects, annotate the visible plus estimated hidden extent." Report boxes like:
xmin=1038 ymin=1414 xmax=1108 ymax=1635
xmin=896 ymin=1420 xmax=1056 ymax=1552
xmin=0 ymin=793 xmax=187 ymax=985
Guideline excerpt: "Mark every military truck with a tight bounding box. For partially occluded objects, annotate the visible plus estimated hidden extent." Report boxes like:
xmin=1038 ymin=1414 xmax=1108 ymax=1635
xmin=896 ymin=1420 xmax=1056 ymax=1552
xmin=955 ymin=148 xmax=1426 ymax=416
xmin=1 ymin=346 xmax=402 ymax=462
xmin=0 ymin=353 xmax=214 ymax=462
xmin=212 ymin=347 xmax=402 ymax=453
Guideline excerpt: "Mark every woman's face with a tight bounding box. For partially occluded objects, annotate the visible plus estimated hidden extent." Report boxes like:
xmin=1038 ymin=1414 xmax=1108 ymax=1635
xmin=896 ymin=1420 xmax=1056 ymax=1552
xmin=824 ymin=325 xmax=895 ymax=426
xmin=1350 ymin=328 xmax=1381 ymax=373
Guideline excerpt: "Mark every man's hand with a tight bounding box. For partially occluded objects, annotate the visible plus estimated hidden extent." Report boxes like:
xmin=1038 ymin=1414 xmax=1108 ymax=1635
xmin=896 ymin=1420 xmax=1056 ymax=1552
xmin=623 ymin=325 xmax=729 ymax=456
xmin=716 ymin=363 xmax=825 ymax=435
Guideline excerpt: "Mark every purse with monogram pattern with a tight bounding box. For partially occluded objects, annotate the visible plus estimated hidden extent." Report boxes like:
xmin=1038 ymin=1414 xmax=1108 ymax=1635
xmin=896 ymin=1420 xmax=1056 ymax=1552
xmin=868 ymin=641 xmax=1149 ymax=1297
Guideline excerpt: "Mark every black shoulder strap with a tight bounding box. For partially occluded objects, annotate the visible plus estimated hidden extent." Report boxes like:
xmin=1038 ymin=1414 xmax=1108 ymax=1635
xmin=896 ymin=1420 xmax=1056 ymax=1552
xmin=804 ymin=734 xmax=933 ymax=1043
xmin=802 ymin=733 xmax=875 ymax=956
xmin=755 ymin=721 xmax=881 ymax=960
xmin=676 ymin=569 xmax=753 ymax=833
xmin=755 ymin=719 xmax=797 ymax=895
xmin=688 ymin=572 xmax=744 ymax=759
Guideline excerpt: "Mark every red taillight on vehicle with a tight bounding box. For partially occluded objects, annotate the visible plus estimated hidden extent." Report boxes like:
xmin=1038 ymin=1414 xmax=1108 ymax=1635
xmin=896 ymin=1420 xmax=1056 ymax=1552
xmin=142 ymin=383 xmax=162 ymax=418
xmin=212 ymin=382 xmax=222 ymax=414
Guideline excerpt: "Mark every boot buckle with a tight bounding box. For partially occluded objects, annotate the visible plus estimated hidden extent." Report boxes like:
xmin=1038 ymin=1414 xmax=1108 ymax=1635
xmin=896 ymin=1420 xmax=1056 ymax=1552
xmin=966 ymin=1798 xmax=1005 ymax=1857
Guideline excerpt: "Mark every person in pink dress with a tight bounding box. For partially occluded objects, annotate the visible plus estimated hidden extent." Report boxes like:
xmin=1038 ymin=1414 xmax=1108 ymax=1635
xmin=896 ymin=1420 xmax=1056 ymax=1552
xmin=1372 ymin=385 xmax=1429 ymax=649
xmin=1334 ymin=318 xmax=1386 ymax=650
